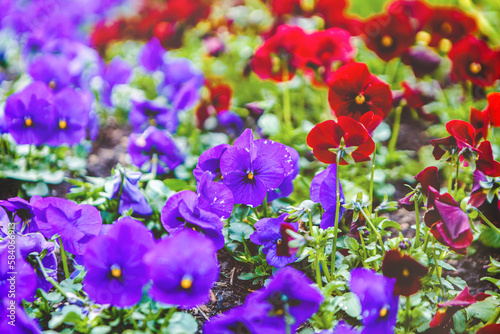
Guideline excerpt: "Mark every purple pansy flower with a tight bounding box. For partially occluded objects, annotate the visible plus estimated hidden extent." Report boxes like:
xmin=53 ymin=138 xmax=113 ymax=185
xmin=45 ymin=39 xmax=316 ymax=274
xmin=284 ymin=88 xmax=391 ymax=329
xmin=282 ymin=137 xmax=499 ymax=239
xmin=196 ymin=171 xmax=234 ymax=219
xmin=28 ymin=53 xmax=72 ymax=92
xmin=145 ymin=229 xmax=219 ymax=308
xmin=33 ymin=197 xmax=102 ymax=255
xmin=45 ymin=87 xmax=90 ymax=146
xmin=0 ymin=196 xmax=41 ymax=236
xmin=128 ymin=126 xmax=184 ymax=174
xmin=320 ymin=322 xmax=360 ymax=334
xmin=129 ymin=99 xmax=178 ymax=133
xmin=16 ymin=233 xmax=57 ymax=300
xmin=100 ymin=56 xmax=132 ymax=107
xmin=220 ymin=129 xmax=293 ymax=207
xmin=311 ymin=165 xmax=346 ymax=229
xmin=267 ymin=146 xmax=300 ymax=202
xmin=216 ymin=111 xmax=245 ymax=138
xmin=109 ymin=170 xmax=152 ymax=216
xmin=0 ymin=243 xmax=36 ymax=302
xmin=161 ymin=190 xmax=225 ymax=249
xmin=138 ymin=37 xmax=166 ymax=72
xmin=250 ymin=213 xmax=299 ymax=268
xmin=0 ymin=301 xmax=42 ymax=334
xmin=350 ymin=268 xmax=399 ymax=334
xmin=88 ymin=109 xmax=100 ymax=141
xmin=83 ymin=217 xmax=154 ymax=307
xmin=246 ymin=267 xmax=324 ymax=333
xmin=193 ymin=143 xmax=231 ymax=182
xmin=4 ymin=81 xmax=56 ymax=145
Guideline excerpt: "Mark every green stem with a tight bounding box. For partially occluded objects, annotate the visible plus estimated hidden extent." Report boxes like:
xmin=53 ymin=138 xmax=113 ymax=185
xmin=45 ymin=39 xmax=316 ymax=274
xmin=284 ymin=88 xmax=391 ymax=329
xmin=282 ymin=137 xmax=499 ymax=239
xmin=35 ymin=255 xmax=67 ymax=298
xmin=314 ymin=244 xmax=323 ymax=288
xmin=361 ymin=209 xmax=385 ymax=255
xmin=262 ymin=195 xmax=268 ymax=218
xmin=151 ymin=153 xmax=158 ymax=180
xmin=358 ymin=230 xmax=368 ymax=268
xmin=59 ymin=237 xmax=70 ymax=279
xmin=432 ymin=240 xmax=446 ymax=297
xmin=320 ymin=246 xmax=332 ymax=282
xmin=308 ymin=209 xmax=315 ymax=237
xmin=391 ymin=58 xmax=403 ymax=86
xmin=454 ymin=160 xmax=460 ymax=198
xmin=405 ymin=296 xmax=412 ymax=333
xmin=413 ymin=199 xmax=421 ymax=249
xmin=282 ymin=61 xmax=292 ymax=128
xmin=422 ymin=229 xmax=431 ymax=253
xmin=388 ymin=106 xmax=402 ymax=157
xmin=368 ymin=147 xmax=376 ymax=213
xmin=331 ymin=159 xmax=341 ymax=272
xmin=477 ymin=210 xmax=500 ymax=236
xmin=448 ymin=159 xmax=454 ymax=193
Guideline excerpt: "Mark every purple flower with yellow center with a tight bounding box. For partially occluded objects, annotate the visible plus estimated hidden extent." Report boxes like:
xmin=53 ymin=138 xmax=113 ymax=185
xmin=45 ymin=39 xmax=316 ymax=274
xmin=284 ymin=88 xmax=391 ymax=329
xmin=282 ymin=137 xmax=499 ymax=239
xmin=28 ymin=53 xmax=72 ymax=92
xmin=109 ymin=170 xmax=152 ymax=216
xmin=350 ymin=268 xmax=399 ymax=334
xmin=128 ymin=126 xmax=184 ymax=174
xmin=33 ymin=197 xmax=102 ymax=255
xmin=193 ymin=143 xmax=231 ymax=182
xmin=100 ymin=56 xmax=132 ymax=107
xmin=145 ymin=229 xmax=219 ymax=308
xmin=0 ymin=196 xmax=41 ymax=236
xmin=161 ymin=188 xmax=225 ymax=249
xmin=267 ymin=146 xmax=300 ymax=202
xmin=196 ymin=171 xmax=234 ymax=219
xmin=129 ymin=99 xmax=178 ymax=133
xmin=250 ymin=213 xmax=298 ymax=268
xmin=0 ymin=243 xmax=36 ymax=302
xmin=310 ymin=164 xmax=346 ymax=229
xmin=220 ymin=129 xmax=293 ymax=207
xmin=83 ymin=217 xmax=154 ymax=307
xmin=4 ymin=81 xmax=56 ymax=145
xmin=246 ymin=267 xmax=324 ymax=333
xmin=45 ymin=87 xmax=90 ymax=147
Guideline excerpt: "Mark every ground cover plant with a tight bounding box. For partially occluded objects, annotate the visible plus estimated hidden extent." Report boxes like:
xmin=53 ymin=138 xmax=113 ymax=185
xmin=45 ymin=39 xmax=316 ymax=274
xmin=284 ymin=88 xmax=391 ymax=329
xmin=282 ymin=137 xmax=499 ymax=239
xmin=1 ymin=0 xmax=500 ymax=333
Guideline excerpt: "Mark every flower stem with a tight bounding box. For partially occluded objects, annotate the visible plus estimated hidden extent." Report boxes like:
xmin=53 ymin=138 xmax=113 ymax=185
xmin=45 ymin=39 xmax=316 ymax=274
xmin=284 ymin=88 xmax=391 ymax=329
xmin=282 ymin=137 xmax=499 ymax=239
xmin=282 ymin=61 xmax=292 ymax=128
xmin=454 ymin=160 xmax=460 ymax=198
xmin=358 ymin=230 xmax=368 ymax=268
xmin=361 ymin=208 xmax=385 ymax=255
xmin=308 ymin=209 xmax=315 ymax=237
xmin=262 ymin=195 xmax=268 ymax=218
xmin=432 ymin=240 xmax=446 ymax=297
xmin=422 ymin=230 xmax=431 ymax=253
xmin=405 ymin=296 xmax=412 ymax=333
xmin=59 ymin=237 xmax=70 ymax=279
xmin=368 ymin=147 xmax=376 ymax=213
xmin=320 ymin=246 xmax=332 ymax=282
xmin=413 ymin=199 xmax=421 ymax=249
xmin=448 ymin=160 xmax=454 ymax=193
xmin=35 ymin=255 xmax=67 ymax=298
xmin=388 ymin=106 xmax=402 ymax=158
xmin=314 ymin=244 xmax=323 ymax=288
xmin=331 ymin=160 xmax=341 ymax=273
xmin=477 ymin=210 xmax=500 ymax=236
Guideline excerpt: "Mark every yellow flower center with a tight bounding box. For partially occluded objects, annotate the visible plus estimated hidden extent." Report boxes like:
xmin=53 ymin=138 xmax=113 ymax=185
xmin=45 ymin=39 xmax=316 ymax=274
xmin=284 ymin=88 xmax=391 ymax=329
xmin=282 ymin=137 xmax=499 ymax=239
xmin=111 ymin=267 xmax=122 ymax=278
xmin=275 ymin=309 xmax=284 ymax=316
xmin=149 ymin=118 xmax=156 ymax=126
xmin=381 ymin=35 xmax=393 ymax=48
xmin=180 ymin=276 xmax=193 ymax=289
xmin=24 ymin=117 xmax=33 ymax=127
xmin=277 ymin=239 xmax=282 ymax=245
xmin=49 ymin=80 xmax=56 ymax=90
xmin=248 ymin=172 xmax=254 ymax=180
xmin=441 ymin=22 xmax=452 ymax=35
xmin=379 ymin=307 xmax=388 ymax=318
xmin=402 ymin=268 xmax=410 ymax=277
xmin=355 ymin=94 xmax=365 ymax=105
xmin=59 ymin=120 xmax=67 ymax=129
xmin=469 ymin=62 xmax=482 ymax=74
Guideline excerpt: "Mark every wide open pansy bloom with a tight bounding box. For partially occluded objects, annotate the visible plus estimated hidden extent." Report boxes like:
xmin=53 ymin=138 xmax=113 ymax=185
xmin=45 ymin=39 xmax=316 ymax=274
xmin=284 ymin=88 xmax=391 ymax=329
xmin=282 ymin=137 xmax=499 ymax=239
xmin=267 ymin=146 xmax=300 ymax=202
xmin=83 ymin=217 xmax=154 ymax=307
xmin=251 ymin=25 xmax=309 ymax=82
xmin=468 ymin=170 xmax=500 ymax=227
xmin=109 ymin=170 xmax=152 ymax=216
xmin=161 ymin=189 xmax=225 ymax=249
xmin=424 ymin=188 xmax=473 ymax=254
xmin=363 ymin=13 xmax=415 ymax=62
xmin=250 ymin=213 xmax=299 ymax=268
xmin=310 ymin=164 xmax=346 ymax=229
xmin=129 ymin=99 xmax=178 ymax=134
xmin=0 ymin=196 xmax=41 ymax=236
xmin=46 ymin=87 xmax=90 ymax=147
xmin=220 ymin=129 xmax=293 ymax=207
xmin=327 ymin=62 xmax=392 ymax=123
xmin=0 ymin=243 xmax=36 ymax=302
xmin=128 ymin=126 xmax=184 ymax=174
xmin=246 ymin=267 xmax=324 ymax=333
xmin=350 ymin=268 xmax=399 ymax=334
xmin=307 ymin=117 xmax=375 ymax=165
xmin=4 ymin=81 xmax=56 ymax=145
xmin=449 ymin=35 xmax=500 ymax=87
xmin=145 ymin=229 xmax=219 ymax=308
xmin=193 ymin=143 xmax=231 ymax=181
xmin=33 ymin=197 xmax=102 ymax=255
xmin=425 ymin=7 xmax=476 ymax=47
xmin=381 ymin=249 xmax=428 ymax=297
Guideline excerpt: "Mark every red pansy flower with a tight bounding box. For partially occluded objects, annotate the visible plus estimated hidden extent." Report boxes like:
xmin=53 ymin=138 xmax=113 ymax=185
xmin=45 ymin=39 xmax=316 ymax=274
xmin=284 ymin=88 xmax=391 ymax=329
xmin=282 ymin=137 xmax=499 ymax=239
xmin=477 ymin=324 xmax=500 ymax=334
xmin=399 ymin=166 xmax=440 ymax=211
xmin=363 ymin=13 xmax=416 ymax=62
xmin=424 ymin=188 xmax=473 ymax=254
xmin=251 ymin=25 xmax=309 ymax=82
xmin=399 ymin=81 xmax=438 ymax=122
xmin=306 ymin=117 xmax=375 ymax=165
xmin=470 ymin=106 xmax=489 ymax=141
xmin=387 ymin=0 xmax=433 ymax=31
xmin=270 ymin=0 xmax=302 ymax=17
xmin=476 ymin=141 xmax=500 ymax=177
xmin=196 ymin=82 xmax=233 ymax=128
xmin=430 ymin=120 xmax=477 ymax=161
xmin=327 ymin=62 xmax=392 ymax=124
xmin=381 ymin=250 xmax=428 ymax=297
xmin=425 ymin=8 xmax=476 ymax=47
xmin=486 ymin=92 xmax=500 ymax=127
xmin=316 ymin=0 xmax=363 ymax=35
xmin=90 ymin=20 xmax=125 ymax=55
xmin=449 ymin=35 xmax=500 ymax=87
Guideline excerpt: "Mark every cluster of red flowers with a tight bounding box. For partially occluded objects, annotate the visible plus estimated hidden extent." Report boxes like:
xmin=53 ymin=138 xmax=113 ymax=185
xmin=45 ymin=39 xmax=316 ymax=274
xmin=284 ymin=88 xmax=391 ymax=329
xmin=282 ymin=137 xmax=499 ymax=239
xmin=91 ymin=0 xmax=212 ymax=53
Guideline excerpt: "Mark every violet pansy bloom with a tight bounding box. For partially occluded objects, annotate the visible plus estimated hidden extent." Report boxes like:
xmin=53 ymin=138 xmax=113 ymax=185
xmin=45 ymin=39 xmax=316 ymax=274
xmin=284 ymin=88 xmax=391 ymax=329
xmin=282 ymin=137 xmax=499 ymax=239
xmin=0 ymin=301 xmax=42 ymax=334
xmin=83 ymin=217 xmax=154 ymax=307
xmin=138 ymin=37 xmax=166 ymax=72
xmin=311 ymin=164 xmax=346 ymax=229
xmin=145 ymin=229 xmax=219 ymax=308
xmin=129 ymin=99 xmax=178 ymax=133
xmin=250 ymin=213 xmax=299 ymax=268
xmin=220 ymin=129 xmax=293 ymax=207
xmin=0 ymin=244 xmax=36 ymax=302
xmin=46 ymin=87 xmax=90 ymax=146
xmin=193 ymin=143 xmax=231 ymax=182
xmin=33 ymin=197 xmax=102 ymax=255
xmin=0 ymin=196 xmax=41 ymax=236
xmin=216 ymin=111 xmax=245 ymax=138
xmin=350 ymin=268 xmax=399 ymax=334
xmin=4 ymin=81 xmax=56 ymax=145
xmin=161 ymin=189 xmax=225 ymax=249
xmin=28 ymin=53 xmax=72 ymax=92
xmin=196 ymin=171 xmax=234 ymax=219
xmin=100 ymin=56 xmax=132 ymax=107
xmin=109 ymin=170 xmax=152 ymax=216
xmin=246 ymin=267 xmax=324 ymax=333
xmin=267 ymin=146 xmax=300 ymax=202
xmin=128 ymin=126 xmax=184 ymax=174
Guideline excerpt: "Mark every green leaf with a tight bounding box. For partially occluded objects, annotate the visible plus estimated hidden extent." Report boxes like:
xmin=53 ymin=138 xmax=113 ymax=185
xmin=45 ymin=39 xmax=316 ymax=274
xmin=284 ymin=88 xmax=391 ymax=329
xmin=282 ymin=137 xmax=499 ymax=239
xmin=228 ymin=222 xmax=254 ymax=242
xmin=344 ymin=237 xmax=359 ymax=251
xmin=162 ymin=312 xmax=198 ymax=334
xmin=437 ymin=260 xmax=456 ymax=271
xmin=365 ymin=254 xmax=382 ymax=263
xmin=90 ymin=326 xmax=112 ymax=334
xmin=452 ymin=310 xmax=466 ymax=334
xmin=163 ymin=179 xmax=192 ymax=192
xmin=479 ymin=227 xmax=500 ymax=248
xmin=381 ymin=219 xmax=401 ymax=231
xmin=22 ymin=182 xmax=49 ymax=197
xmin=238 ymin=272 xmax=257 ymax=280
xmin=48 ymin=305 xmax=84 ymax=329
xmin=466 ymin=298 xmax=497 ymax=322
xmin=338 ymin=292 xmax=361 ymax=318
